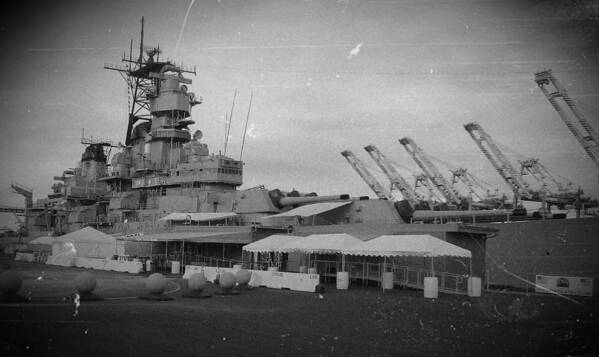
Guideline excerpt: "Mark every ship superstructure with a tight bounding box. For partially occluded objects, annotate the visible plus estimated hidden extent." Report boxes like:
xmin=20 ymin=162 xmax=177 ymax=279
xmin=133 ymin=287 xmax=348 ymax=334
xmin=23 ymin=18 xmax=388 ymax=236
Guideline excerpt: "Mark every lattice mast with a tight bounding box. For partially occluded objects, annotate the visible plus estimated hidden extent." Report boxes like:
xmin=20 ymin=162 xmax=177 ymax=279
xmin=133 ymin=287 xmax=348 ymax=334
xmin=398 ymin=137 xmax=462 ymax=205
xmin=535 ymin=69 xmax=599 ymax=169
xmin=341 ymin=150 xmax=391 ymax=199
xmin=363 ymin=144 xmax=421 ymax=205
xmin=104 ymin=17 xmax=197 ymax=145
xmin=463 ymin=122 xmax=532 ymax=202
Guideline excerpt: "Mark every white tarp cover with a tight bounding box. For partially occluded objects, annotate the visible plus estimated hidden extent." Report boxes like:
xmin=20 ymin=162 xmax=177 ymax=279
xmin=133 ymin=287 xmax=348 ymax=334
xmin=242 ymin=234 xmax=303 ymax=253
xmin=158 ymin=212 xmax=238 ymax=222
xmin=52 ymin=227 xmax=123 ymax=258
xmin=266 ymin=201 xmax=351 ymax=218
xmin=281 ymin=233 xmax=363 ymax=254
xmin=28 ymin=235 xmax=54 ymax=245
xmin=342 ymin=234 xmax=472 ymax=258
xmin=128 ymin=231 xmax=252 ymax=244
xmin=47 ymin=242 xmax=77 ymax=266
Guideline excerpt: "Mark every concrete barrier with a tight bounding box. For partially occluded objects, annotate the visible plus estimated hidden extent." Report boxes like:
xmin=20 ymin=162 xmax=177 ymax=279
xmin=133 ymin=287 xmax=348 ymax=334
xmin=467 ymin=277 xmax=482 ymax=297
xmin=382 ymin=272 xmax=394 ymax=290
xmin=184 ymin=265 xmax=320 ymax=293
xmin=336 ymin=272 xmax=349 ymax=290
xmin=14 ymin=252 xmax=35 ymax=262
xmin=171 ymin=261 xmax=181 ymax=274
xmin=74 ymin=257 xmax=143 ymax=274
xmin=424 ymin=277 xmax=439 ymax=298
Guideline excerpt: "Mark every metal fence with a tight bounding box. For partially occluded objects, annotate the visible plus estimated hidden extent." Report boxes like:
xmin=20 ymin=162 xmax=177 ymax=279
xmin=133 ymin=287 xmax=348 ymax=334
xmin=182 ymin=256 xmax=469 ymax=294
xmin=311 ymin=259 xmax=469 ymax=294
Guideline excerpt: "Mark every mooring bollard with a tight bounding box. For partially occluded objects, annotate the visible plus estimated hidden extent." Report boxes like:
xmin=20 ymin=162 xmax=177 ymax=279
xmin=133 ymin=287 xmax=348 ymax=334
xmin=139 ymin=273 xmax=173 ymax=301
xmin=235 ymin=269 xmax=252 ymax=290
xmin=0 ymin=270 xmax=27 ymax=302
xmin=215 ymin=272 xmax=239 ymax=296
xmin=73 ymin=272 xmax=102 ymax=301
xmin=183 ymin=272 xmax=211 ymax=298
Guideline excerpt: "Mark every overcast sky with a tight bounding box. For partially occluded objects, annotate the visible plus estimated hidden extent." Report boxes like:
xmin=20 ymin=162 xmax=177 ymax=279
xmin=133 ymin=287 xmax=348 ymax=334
xmin=1 ymin=0 xmax=598 ymax=226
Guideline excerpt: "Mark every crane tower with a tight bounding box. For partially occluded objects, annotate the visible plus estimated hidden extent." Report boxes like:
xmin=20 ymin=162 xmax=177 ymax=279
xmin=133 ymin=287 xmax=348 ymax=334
xmin=535 ymin=69 xmax=599 ymax=169
xmin=398 ymin=137 xmax=462 ymax=205
xmin=464 ymin=122 xmax=531 ymax=201
xmin=341 ymin=150 xmax=391 ymax=199
xmin=363 ymin=145 xmax=421 ymax=205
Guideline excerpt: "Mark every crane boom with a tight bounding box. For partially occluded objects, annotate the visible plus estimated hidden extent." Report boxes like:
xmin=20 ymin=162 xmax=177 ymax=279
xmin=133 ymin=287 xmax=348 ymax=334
xmin=451 ymin=168 xmax=484 ymax=202
xmin=464 ymin=122 xmax=531 ymax=200
xmin=11 ymin=182 xmax=33 ymax=235
xmin=398 ymin=137 xmax=462 ymax=204
xmin=363 ymin=144 xmax=421 ymax=205
xmin=341 ymin=150 xmax=391 ymax=199
xmin=414 ymin=173 xmax=443 ymax=202
xmin=535 ymin=69 xmax=599 ymax=169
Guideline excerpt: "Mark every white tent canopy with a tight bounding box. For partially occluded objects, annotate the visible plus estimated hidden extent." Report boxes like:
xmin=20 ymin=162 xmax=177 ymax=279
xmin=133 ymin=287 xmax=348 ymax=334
xmin=28 ymin=235 xmax=54 ymax=245
xmin=51 ymin=226 xmax=124 ymax=259
xmin=342 ymin=234 xmax=472 ymax=258
xmin=282 ymin=233 xmax=363 ymax=254
xmin=158 ymin=212 xmax=238 ymax=222
xmin=242 ymin=234 xmax=303 ymax=253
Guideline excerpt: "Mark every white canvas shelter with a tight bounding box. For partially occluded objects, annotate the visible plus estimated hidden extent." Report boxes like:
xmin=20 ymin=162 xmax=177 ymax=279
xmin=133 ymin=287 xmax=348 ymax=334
xmin=259 ymin=201 xmax=351 ymax=228
xmin=281 ymin=233 xmax=363 ymax=254
xmin=242 ymin=234 xmax=303 ymax=253
xmin=52 ymin=226 xmax=124 ymax=259
xmin=124 ymin=231 xmax=252 ymax=244
xmin=158 ymin=212 xmax=237 ymax=222
xmin=343 ymin=234 xmax=472 ymax=277
xmin=342 ymin=234 xmax=471 ymax=258
xmin=266 ymin=201 xmax=351 ymax=218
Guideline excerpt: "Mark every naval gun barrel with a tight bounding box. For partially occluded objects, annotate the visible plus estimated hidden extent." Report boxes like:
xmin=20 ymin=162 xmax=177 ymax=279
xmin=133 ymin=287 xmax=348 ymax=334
xmin=278 ymin=194 xmax=351 ymax=207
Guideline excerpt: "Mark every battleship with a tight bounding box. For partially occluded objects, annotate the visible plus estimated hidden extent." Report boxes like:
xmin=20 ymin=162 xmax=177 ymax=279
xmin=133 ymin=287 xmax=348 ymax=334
xmin=6 ymin=19 xmax=599 ymax=295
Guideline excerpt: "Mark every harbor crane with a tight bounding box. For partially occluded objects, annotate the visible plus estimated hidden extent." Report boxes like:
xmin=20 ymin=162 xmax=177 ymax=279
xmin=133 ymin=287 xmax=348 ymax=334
xmin=398 ymin=137 xmax=462 ymax=205
xmin=363 ymin=144 xmax=422 ymax=206
xmin=450 ymin=168 xmax=485 ymax=202
xmin=451 ymin=168 xmax=505 ymax=209
xmin=414 ymin=173 xmax=444 ymax=203
xmin=519 ymin=158 xmax=571 ymax=196
xmin=341 ymin=150 xmax=391 ymax=200
xmin=464 ymin=122 xmax=532 ymax=202
xmin=535 ymin=69 xmax=599 ymax=169
xmin=10 ymin=182 xmax=32 ymax=236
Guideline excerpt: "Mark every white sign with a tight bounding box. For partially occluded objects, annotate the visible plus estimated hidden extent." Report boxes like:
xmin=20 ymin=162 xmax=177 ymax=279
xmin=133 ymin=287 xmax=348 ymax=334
xmin=535 ymin=275 xmax=593 ymax=297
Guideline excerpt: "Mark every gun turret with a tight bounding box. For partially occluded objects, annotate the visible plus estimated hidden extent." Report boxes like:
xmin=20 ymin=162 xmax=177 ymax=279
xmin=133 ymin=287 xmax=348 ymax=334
xmin=278 ymin=194 xmax=351 ymax=207
xmin=268 ymin=189 xmax=350 ymax=209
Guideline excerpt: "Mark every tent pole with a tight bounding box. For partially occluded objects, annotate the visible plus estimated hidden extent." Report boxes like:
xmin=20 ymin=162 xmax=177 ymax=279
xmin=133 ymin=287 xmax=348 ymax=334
xmin=431 ymin=256 xmax=434 ymax=277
